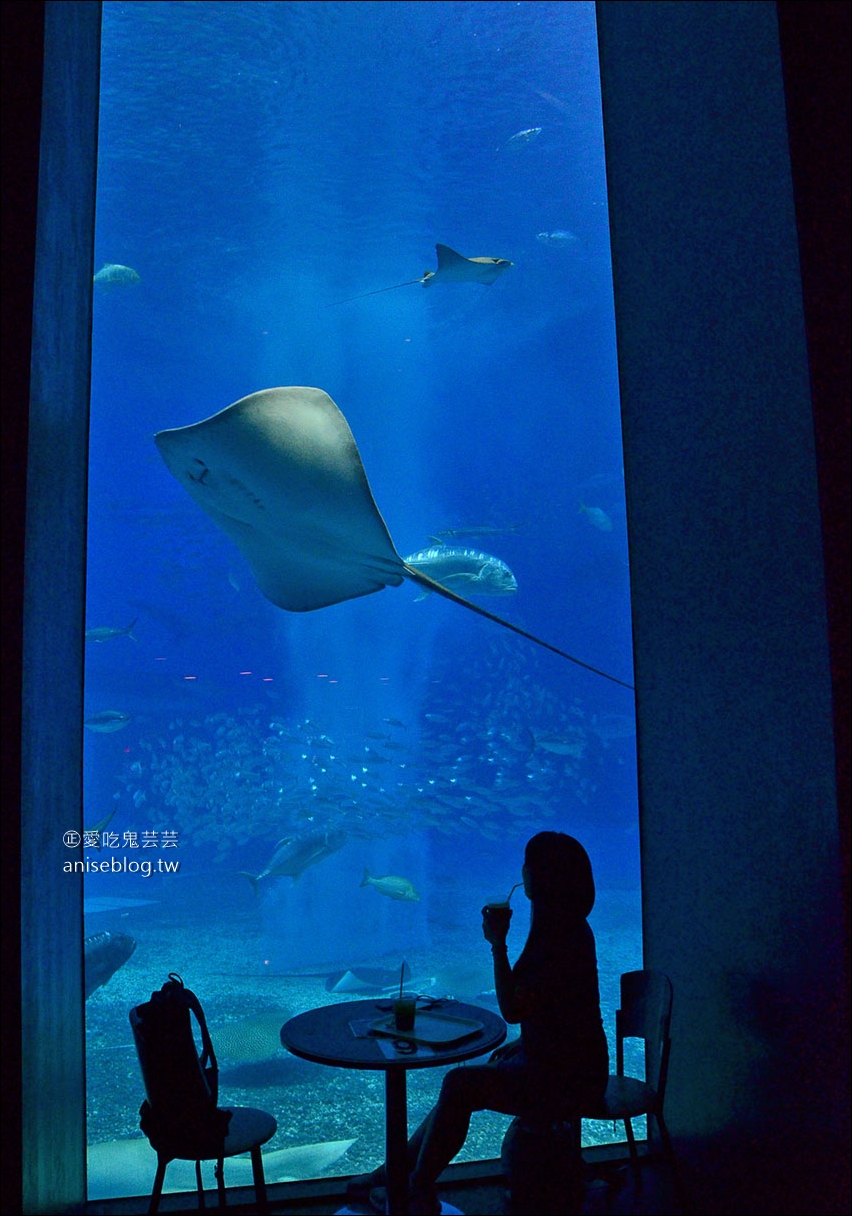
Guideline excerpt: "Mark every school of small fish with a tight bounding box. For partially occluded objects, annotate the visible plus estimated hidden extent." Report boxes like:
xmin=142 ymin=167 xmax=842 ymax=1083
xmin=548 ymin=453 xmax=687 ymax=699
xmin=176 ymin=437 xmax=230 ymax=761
xmin=113 ymin=636 xmax=632 ymax=875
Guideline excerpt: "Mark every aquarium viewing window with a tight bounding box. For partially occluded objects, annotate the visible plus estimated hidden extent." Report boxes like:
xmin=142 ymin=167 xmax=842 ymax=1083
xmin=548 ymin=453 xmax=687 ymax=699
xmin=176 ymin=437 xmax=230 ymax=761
xmin=83 ymin=1 xmax=641 ymax=1198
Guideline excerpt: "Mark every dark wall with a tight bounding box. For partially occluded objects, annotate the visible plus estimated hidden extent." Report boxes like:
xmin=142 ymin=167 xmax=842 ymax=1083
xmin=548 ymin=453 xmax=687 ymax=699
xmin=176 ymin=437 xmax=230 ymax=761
xmin=776 ymin=0 xmax=850 ymax=919
xmin=5 ymin=2 xmax=101 ymax=1212
xmin=597 ymin=2 xmax=849 ymax=1213
xmin=2 ymin=5 xmax=47 ymax=1210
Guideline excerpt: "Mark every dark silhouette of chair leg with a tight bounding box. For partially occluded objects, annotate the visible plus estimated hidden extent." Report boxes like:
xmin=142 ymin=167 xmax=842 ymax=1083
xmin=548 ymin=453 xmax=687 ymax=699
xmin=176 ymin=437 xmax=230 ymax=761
xmin=623 ymin=1114 xmax=641 ymax=1190
xmin=145 ymin=1112 xmax=274 ymax=1214
xmin=149 ymin=1153 xmax=210 ymax=1214
xmin=215 ymin=1156 xmax=225 ymax=1208
xmin=149 ymin=1157 xmax=167 ymax=1215
xmin=577 ymin=971 xmax=688 ymax=1210
xmin=250 ymin=1145 xmax=269 ymax=1210
xmin=197 ymin=1159 xmax=207 ymax=1209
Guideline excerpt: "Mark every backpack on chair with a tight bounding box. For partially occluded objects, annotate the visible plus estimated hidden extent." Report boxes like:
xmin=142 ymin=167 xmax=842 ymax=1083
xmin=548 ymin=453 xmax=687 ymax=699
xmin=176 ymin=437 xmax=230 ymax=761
xmin=130 ymin=972 xmax=233 ymax=1159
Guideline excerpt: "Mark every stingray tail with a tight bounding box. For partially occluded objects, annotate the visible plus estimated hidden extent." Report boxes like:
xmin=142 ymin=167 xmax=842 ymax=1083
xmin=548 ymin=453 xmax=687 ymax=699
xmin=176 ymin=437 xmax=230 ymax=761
xmin=239 ymin=871 xmax=259 ymax=896
xmin=328 ymin=279 xmax=424 ymax=306
xmin=402 ymin=564 xmax=634 ymax=690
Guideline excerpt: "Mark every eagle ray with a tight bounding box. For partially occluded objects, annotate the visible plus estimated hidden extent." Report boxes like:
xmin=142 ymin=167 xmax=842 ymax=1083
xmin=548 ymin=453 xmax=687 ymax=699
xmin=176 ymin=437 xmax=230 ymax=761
xmin=330 ymin=243 xmax=512 ymax=305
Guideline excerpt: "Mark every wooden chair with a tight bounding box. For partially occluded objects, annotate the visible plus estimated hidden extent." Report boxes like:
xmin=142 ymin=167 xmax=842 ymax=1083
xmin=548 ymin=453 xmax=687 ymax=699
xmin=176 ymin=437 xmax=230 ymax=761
xmin=146 ymin=1108 xmax=275 ymax=1211
xmin=502 ymin=969 xmax=683 ymax=1214
xmin=581 ymin=970 xmax=677 ymax=1189
xmin=144 ymin=1105 xmax=277 ymax=1214
xmin=129 ymin=985 xmax=277 ymax=1213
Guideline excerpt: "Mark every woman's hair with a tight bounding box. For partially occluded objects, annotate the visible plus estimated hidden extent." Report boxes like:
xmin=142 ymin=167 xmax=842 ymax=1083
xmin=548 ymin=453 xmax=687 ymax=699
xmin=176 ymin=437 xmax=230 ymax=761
xmin=524 ymin=831 xmax=595 ymax=919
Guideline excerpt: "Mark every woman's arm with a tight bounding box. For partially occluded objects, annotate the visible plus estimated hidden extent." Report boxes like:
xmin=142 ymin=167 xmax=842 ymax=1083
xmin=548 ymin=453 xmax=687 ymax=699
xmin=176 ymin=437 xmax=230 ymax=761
xmin=482 ymin=907 xmax=522 ymax=1023
xmin=490 ymin=939 xmax=522 ymax=1022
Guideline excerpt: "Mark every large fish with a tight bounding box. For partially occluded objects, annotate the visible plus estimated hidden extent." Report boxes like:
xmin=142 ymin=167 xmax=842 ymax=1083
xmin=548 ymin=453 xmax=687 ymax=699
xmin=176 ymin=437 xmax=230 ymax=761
xmin=84 ymin=897 xmax=157 ymax=916
xmin=84 ymin=710 xmax=131 ymax=733
xmin=360 ymin=868 xmax=420 ymax=902
xmin=430 ymin=525 xmax=524 ymax=541
xmin=85 ymin=618 xmax=138 ymax=643
xmin=93 ymin=262 xmax=140 ymax=285
xmin=496 ymin=126 xmax=543 ymax=153
xmin=579 ymin=503 xmax=613 ymax=532
xmin=84 ymin=931 xmax=136 ymax=998
xmin=534 ymin=731 xmax=585 ymax=758
xmin=536 ymin=230 xmax=578 ymax=248
xmin=240 ymin=829 xmax=347 ymax=892
xmin=402 ymin=546 xmax=517 ymax=599
xmin=83 ymin=802 xmax=120 ymax=849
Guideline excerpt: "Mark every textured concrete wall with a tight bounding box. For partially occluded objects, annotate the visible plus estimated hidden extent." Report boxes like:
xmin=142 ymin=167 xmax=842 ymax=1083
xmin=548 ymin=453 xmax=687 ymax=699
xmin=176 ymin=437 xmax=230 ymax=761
xmin=21 ymin=3 xmax=101 ymax=1212
xmin=596 ymin=2 xmax=847 ymax=1211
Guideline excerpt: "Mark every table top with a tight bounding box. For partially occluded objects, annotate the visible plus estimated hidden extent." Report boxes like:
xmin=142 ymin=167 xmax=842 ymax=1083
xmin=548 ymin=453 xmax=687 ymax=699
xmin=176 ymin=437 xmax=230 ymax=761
xmin=280 ymin=997 xmax=506 ymax=1072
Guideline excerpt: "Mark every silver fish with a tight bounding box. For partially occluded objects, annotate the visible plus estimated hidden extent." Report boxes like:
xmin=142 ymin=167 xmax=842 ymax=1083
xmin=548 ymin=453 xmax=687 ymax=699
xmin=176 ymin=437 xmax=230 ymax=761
xmin=93 ymin=262 xmax=140 ymax=285
xmin=84 ymin=896 xmax=157 ymax=916
xmin=536 ymin=230 xmax=578 ymax=247
xmin=430 ymin=525 xmax=524 ymax=541
xmin=84 ymin=801 xmax=118 ymax=845
xmin=85 ymin=618 xmax=138 ymax=643
xmin=240 ymin=829 xmax=347 ymax=891
xmin=402 ymin=546 xmax=517 ymax=599
xmin=84 ymin=710 xmax=131 ymax=733
xmin=498 ymin=126 xmax=543 ymax=152
xmin=579 ymin=503 xmax=613 ymax=532
xmin=534 ymin=731 xmax=586 ymax=758
xmin=360 ymin=868 xmax=420 ymax=902
xmin=84 ymin=931 xmax=136 ymax=998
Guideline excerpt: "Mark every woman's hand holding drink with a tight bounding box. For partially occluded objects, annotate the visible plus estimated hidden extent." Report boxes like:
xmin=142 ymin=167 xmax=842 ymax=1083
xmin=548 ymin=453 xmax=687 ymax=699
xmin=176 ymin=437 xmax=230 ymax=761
xmin=482 ymin=881 xmax=522 ymax=944
xmin=482 ymin=900 xmax=513 ymax=943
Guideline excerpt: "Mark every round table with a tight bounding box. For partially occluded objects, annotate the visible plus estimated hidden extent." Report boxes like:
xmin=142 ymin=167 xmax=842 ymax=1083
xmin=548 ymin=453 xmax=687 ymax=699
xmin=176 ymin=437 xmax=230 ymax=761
xmin=280 ymin=998 xmax=506 ymax=1215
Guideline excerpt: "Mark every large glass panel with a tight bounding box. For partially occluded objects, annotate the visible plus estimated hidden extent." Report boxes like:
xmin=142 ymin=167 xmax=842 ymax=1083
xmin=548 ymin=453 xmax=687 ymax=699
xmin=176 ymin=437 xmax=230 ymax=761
xmin=83 ymin=1 xmax=640 ymax=1199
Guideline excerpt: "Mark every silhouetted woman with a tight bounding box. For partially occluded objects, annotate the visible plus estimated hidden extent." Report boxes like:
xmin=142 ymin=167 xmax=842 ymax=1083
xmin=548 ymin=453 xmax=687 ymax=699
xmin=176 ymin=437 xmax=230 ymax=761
xmin=348 ymin=830 xmax=608 ymax=1215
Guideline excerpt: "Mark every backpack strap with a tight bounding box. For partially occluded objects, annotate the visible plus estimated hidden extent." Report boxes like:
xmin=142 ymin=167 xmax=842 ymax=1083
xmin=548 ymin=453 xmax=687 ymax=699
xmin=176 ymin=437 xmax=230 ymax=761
xmin=163 ymin=973 xmax=219 ymax=1106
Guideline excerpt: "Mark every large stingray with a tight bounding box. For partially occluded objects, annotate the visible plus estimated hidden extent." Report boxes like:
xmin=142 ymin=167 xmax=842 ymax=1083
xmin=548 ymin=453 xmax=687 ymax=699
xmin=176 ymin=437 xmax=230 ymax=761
xmin=154 ymin=387 xmax=632 ymax=690
xmin=212 ymin=1011 xmax=293 ymax=1064
xmin=87 ymin=1136 xmax=356 ymax=1199
xmin=331 ymin=242 xmax=512 ymax=305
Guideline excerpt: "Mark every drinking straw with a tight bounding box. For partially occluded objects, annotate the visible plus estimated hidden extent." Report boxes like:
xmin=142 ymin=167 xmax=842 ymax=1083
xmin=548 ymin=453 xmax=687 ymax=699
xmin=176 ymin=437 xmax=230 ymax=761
xmin=399 ymin=962 xmax=405 ymax=1000
xmin=506 ymin=882 xmax=523 ymax=903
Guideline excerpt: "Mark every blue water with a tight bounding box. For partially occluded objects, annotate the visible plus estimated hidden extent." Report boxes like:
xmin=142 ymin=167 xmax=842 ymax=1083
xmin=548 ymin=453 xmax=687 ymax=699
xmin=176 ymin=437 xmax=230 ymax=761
xmin=83 ymin=1 xmax=641 ymax=1193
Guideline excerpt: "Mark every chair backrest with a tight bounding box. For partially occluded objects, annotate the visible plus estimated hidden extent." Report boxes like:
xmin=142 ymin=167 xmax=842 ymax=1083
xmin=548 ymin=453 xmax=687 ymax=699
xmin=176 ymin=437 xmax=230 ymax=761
xmin=130 ymin=973 xmax=232 ymax=1157
xmin=615 ymin=969 xmax=673 ymax=1098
